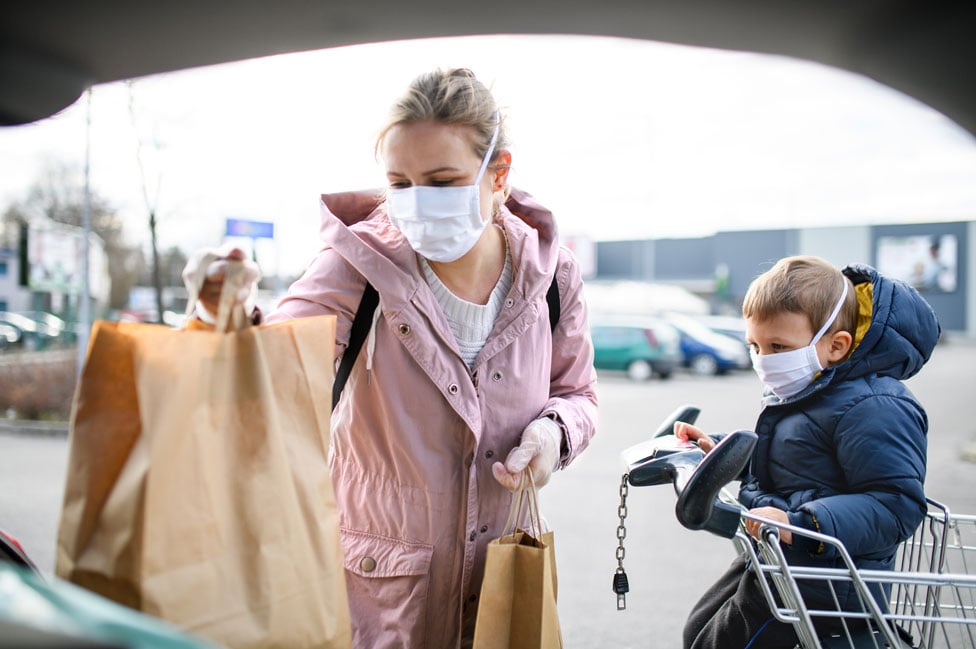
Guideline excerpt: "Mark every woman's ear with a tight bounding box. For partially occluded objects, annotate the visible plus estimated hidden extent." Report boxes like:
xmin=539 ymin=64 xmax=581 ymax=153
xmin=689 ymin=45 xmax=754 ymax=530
xmin=826 ymin=330 xmax=854 ymax=364
xmin=490 ymin=150 xmax=512 ymax=191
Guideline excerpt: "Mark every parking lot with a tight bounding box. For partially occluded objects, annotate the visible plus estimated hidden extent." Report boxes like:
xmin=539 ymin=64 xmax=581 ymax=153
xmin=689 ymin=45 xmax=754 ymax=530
xmin=1 ymin=336 xmax=974 ymax=647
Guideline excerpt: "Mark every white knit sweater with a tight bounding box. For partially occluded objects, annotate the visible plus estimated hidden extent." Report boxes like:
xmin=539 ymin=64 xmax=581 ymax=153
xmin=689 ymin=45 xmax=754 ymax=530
xmin=421 ymin=242 xmax=514 ymax=368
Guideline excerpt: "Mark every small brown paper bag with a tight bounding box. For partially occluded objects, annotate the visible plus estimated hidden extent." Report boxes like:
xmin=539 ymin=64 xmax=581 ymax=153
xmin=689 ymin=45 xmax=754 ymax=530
xmin=56 ymin=303 xmax=351 ymax=649
xmin=472 ymin=472 xmax=562 ymax=649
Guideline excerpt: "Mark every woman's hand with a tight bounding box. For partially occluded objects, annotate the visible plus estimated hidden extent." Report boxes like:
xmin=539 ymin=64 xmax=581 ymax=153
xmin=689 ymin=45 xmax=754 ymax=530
xmin=745 ymin=507 xmax=792 ymax=544
xmin=182 ymin=246 xmax=261 ymax=322
xmin=673 ymin=421 xmax=715 ymax=453
xmin=492 ymin=416 xmax=562 ymax=490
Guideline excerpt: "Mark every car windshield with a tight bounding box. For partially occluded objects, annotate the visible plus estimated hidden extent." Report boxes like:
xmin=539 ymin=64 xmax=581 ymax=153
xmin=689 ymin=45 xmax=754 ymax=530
xmin=667 ymin=314 xmax=723 ymax=340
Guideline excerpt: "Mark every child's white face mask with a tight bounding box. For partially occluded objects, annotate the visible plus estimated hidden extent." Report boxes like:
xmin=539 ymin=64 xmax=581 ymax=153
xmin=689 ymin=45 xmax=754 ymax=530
xmin=750 ymin=280 xmax=849 ymax=400
xmin=387 ymin=120 xmax=500 ymax=263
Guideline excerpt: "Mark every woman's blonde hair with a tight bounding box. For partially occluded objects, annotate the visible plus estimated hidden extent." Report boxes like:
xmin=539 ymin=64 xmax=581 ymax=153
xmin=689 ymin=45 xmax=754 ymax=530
xmin=375 ymin=68 xmax=509 ymax=164
xmin=742 ymin=255 xmax=857 ymax=336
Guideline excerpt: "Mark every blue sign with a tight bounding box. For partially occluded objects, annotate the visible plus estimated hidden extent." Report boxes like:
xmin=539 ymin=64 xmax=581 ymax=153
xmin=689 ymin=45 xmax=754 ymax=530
xmin=225 ymin=218 xmax=274 ymax=239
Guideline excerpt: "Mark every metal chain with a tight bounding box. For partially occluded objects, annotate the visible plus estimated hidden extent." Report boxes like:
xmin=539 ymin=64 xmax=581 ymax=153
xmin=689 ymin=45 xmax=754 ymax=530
xmin=613 ymin=473 xmax=630 ymax=610
xmin=616 ymin=473 xmax=628 ymax=568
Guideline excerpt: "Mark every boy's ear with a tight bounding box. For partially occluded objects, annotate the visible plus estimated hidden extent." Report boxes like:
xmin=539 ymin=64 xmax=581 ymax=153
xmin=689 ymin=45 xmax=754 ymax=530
xmin=826 ymin=330 xmax=854 ymax=364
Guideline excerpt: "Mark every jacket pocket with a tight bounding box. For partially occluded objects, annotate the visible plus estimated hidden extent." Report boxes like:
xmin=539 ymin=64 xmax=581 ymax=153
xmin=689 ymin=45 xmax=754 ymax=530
xmin=340 ymin=528 xmax=433 ymax=648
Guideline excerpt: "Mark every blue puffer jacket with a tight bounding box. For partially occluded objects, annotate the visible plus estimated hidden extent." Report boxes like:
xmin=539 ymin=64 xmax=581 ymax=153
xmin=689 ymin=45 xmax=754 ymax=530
xmin=738 ymin=264 xmax=940 ymax=606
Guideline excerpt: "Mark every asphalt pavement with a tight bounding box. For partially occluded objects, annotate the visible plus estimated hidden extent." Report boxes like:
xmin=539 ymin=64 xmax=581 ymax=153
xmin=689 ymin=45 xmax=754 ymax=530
xmin=1 ymin=336 xmax=974 ymax=648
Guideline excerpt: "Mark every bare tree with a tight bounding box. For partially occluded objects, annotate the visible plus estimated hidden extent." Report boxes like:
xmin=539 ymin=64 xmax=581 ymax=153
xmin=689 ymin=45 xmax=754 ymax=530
xmin=127 ymin=81 xmax=166 ymax=324
xmin=137 ymin=245 xmax=188 ymax=288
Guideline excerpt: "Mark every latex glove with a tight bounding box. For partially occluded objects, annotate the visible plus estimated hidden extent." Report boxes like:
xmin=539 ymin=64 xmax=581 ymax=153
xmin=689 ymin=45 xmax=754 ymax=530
xmin=182 ymin=246 xmax=261 ymax=324
xmin=492 ymin=416 xmax=563 ymax=490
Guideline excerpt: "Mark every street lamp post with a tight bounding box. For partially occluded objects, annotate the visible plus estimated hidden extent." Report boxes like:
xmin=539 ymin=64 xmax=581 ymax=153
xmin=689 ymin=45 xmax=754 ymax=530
xmin=77 ymin=88 xmax=93 ymax=374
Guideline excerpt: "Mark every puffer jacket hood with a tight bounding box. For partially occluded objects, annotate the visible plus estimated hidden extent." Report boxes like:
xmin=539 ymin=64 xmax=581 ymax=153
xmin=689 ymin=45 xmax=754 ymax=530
xmin=837 ymin=263 xmax=941 ymax=383
xmin=761 ymin=263 xmax=941 ymax=407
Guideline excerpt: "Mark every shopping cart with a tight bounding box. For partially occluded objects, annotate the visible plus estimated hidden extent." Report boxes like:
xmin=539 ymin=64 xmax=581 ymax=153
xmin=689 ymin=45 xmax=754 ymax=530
xmin=617 ymin=405 xmax=976 ymax=649
xmin=733 ymin=497 xmax=976 ymax=648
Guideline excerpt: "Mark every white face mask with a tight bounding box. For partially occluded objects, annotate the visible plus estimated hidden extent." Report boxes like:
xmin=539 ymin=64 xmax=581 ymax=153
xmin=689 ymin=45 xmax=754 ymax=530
xmin=387 ymin=120 xmax=501 ymax=263
xmin=750 ymin=280 xmax=849 ymax=400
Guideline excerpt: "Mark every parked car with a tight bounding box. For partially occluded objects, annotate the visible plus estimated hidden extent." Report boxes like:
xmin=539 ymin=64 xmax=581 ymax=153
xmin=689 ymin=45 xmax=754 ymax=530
xmin=695 ymin=314 xmax=752 ymax=356
xmin=112 ymin=309 xmax=186 ymax=328
xmin=0 ymin=528 xmax=219 ymax=648
xmin=0 ymin=312 xmax=60 ymax=351
xmin=17 ymin=311 xmax=72 ymax=344
xmin=0 ymin=323 xmax=19 ymax=350
xmin=591 ymin=317 xmax=683 ymax=380
xmin=663 ymin=312 xmax=750 ymax=375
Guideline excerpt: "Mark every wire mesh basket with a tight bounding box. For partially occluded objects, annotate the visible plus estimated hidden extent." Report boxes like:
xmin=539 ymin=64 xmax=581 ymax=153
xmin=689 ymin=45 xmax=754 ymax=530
xmin=734 ymin=498 xmax=976 ymax=649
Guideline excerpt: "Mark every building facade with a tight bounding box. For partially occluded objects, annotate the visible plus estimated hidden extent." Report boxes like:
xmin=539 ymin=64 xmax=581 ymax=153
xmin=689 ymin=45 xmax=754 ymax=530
xmin=0 ymin=219 xmax=110 ymax=321
xmin=595 ymin=220 xmax=975 ymax=337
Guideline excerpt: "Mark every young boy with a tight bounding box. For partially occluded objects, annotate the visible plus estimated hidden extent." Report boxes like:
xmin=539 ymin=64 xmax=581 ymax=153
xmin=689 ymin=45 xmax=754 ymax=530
xmin=677 ymin=255 xmax=940 ymax=648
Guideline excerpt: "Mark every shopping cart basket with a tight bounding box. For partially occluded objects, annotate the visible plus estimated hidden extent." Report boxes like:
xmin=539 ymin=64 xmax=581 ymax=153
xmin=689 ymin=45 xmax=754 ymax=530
xmin=737 ymin=498 xmax=976 ymax=649
xmin=889 ymin=498 xmax=976 ymax=648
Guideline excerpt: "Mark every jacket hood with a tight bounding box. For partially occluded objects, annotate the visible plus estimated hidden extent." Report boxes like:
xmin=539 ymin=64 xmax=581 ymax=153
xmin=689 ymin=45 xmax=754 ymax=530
xmin=316 ymin=187 xmax=560 ymax=301
xmin=760 ymin=263 xmax=941 ymax=407
xmin=835 ymin=263 xmax=941 ymax=383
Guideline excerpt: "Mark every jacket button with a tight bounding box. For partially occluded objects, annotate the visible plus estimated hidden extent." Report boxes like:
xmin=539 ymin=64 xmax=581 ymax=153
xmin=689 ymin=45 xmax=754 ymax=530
xmin=485 ymin=450 xmax=494 ymax=459
xmin=398 ymin=324 xmax=411 ymax=335
xmin=469 ymin=531 xmax=477 ymax=542
xmin=505 ymin=298 xmax=514 ymax=308
xmin=448 ymin=383 xmax=459 ymax=394
xmin=360 ymin=557 xmax=377 ymax=573
xmin=491 ymin=371 xmax=503 ymax=382
xmin=480 ymin=525 xmax=488 ymax=533
xmin=468 ymin=594 xmax=478 ymax=603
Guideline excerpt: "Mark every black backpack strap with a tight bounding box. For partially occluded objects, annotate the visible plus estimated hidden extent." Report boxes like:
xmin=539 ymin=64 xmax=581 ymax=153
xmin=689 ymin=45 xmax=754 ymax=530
xmin=332 ymin=282 xmax=379 ymax=411
xmin=333 ymin=276 xmax=559 ymax=411
xmin=546 ymin=275 xmax=561 ymax=333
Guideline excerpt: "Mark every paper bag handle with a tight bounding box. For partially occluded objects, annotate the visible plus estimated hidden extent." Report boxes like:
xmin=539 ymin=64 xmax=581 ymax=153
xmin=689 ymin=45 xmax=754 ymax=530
xmin=214 ymin=261 xmax=250 ymax=333
xmin=183 ymin=252 xmax=251 ymax=333
xmin=502 ymin=471 xmax=543 ymax=537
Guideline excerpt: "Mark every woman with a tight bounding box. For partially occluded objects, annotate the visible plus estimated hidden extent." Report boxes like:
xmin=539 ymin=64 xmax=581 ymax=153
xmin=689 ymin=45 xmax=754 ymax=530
xmin=192 ymin=68 xmax=597 ymax=648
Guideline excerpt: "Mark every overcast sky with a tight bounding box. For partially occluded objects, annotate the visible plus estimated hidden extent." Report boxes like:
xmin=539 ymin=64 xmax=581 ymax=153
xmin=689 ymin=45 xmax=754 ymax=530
xmin=2 ymin=34 xmax=976 ymax=277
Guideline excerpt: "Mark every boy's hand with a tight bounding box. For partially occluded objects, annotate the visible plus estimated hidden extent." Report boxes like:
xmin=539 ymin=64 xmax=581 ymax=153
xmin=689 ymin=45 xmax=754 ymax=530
xmin=746 ymin=507 xmax=792 ymax=544
xmin=673 ymin=421 xmax=715 ymax=453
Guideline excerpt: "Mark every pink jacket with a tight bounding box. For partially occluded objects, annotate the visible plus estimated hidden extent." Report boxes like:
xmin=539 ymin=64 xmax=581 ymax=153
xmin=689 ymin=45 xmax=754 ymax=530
xmin=266 ymin=187 xmax=598 ymax=648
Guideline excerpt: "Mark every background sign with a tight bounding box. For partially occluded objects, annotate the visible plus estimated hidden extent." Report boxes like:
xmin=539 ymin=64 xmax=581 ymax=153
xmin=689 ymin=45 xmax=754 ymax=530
xmin=225 ymin=218 xmax=274 ymax=239
xmin=876 ymin=233 xmax=957 ymax=293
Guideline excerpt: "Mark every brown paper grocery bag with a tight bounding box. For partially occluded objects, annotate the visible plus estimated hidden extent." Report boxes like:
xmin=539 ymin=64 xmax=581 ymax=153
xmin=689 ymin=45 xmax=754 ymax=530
xmin=472 ymin=473 xmax=562 ymax=649
xmin=56 ymin=314 xmax=352 ymax=649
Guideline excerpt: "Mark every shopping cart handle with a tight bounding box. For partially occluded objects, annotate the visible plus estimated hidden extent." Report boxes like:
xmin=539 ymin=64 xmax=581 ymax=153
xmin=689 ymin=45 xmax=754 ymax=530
xmin=675 ymin=430 xmax=758 ymax=538
xmin=622 ymin=404 xmax=704 ymax=487
xmin=627 ymin=446 xmax=705 ymax=487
